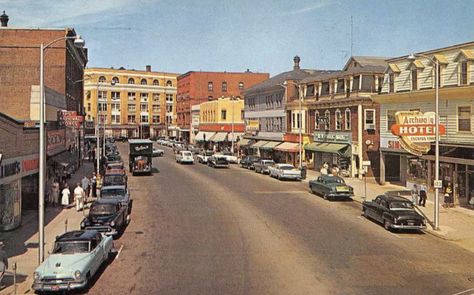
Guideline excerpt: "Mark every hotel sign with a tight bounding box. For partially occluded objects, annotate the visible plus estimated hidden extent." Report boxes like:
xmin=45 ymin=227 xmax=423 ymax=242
xmin=390 ymin=111 xmax=446 ymax=156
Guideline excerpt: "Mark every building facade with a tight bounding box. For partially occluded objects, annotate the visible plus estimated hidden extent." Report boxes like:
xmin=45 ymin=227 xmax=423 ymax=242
xmin=176 ymin=70 xmax=269 ymax=143
xmin=83 ymin=66 xmax=179 ymax=139
xmin=374 ymin=41 xmax=474 ymax=207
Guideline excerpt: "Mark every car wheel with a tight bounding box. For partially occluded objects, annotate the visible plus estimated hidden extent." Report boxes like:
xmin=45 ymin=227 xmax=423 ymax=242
xmin=323 ymin=193 xmax=328 ymax=200
xmin=384 ymin=219 xmax=392 ymax=231
xmin=362 ymin=208 xmax=368 ymax=218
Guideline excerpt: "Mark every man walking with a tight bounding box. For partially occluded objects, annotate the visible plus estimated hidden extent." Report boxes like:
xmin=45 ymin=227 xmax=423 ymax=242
xmin=419 ymin=183 xmax=427 ymax=207
xmin=74 ymin=183 xmax=85 ymax=211
xmin=0 ymin=242 xmax=8 ymax=287
xmin=81 ymin=176 xmax=91 ymax=204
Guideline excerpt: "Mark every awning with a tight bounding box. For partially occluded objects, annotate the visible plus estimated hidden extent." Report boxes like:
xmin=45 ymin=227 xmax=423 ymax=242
xmin=228 ymin=132 xmax=244 ymax=142
xmin=238 ymin=138 xmax=253 ymax=146
xmin=305 ymin=142 xmax=350 ymax=157
xmin=260 ymin=141 xmax=282 ymax=150
xmin=210 ymin=132 xmax=227 ymax=142
xmin=274 ymin=142 xmax=300 ymax=153
xmin=250 ymin=140 xmax=269 ymax=148
xmin=195 ymin=131 xmax=215 ymax=141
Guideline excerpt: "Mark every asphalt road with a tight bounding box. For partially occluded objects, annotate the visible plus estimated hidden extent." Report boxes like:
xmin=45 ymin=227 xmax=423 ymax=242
xmin=86 ymin=142 xmax=474 ymax=295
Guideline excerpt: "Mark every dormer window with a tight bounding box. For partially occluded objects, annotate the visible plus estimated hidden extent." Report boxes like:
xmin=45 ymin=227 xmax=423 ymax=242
xmin=411 ymin=69 xmax=418 ymax=90
xmin=337 ymin=79 xmax=345 ymax=93
xmin=461 ymin=61 xmax=468 ymax=85
xmin=352 ymin=75 xmax=360 ymax=91
xmin=389 ymin=73 xmax=395 ymax=93
xmin=306 ymin=84 xmax=315 ymax=97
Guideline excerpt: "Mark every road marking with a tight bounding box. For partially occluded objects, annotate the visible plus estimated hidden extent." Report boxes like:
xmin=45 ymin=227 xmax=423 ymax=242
xmin=115 ymin=244 xmax=124 ymax=260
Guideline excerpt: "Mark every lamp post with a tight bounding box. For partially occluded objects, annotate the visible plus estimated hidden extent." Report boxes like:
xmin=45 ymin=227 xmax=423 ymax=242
xmin=282 ymin=81 xmax=303 ymax=169
xmin=407 ymin=53 xmax=440 ymax=230
xmin=39 ymin=34 xmax=85 ymax=263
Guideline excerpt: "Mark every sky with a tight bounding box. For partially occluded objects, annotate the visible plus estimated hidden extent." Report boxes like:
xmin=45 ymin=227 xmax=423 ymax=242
xmin=2 ymin=0 xmax=474 ymax=76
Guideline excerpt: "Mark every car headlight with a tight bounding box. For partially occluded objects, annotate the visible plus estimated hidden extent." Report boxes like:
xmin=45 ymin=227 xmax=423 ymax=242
xmin=34 ymin=271 xmax=40 ymax=281
xmin=110 ymin=221 xmax=115 ymax=227
xmin=74 ymin=270 xmax=81 ymax=280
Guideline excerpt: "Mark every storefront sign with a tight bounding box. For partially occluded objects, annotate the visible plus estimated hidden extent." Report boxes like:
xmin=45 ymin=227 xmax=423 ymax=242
xmin=390 ymin=111 xmax=446 ymax=156
xmin=246 ymin=119 xmax=259 ymax=131
xmin=58 ymin=110 xmax=84 ymax=128
xmin=313 ymin=131 xmax=352 ymax=144
xmin=47 ymin=129 xmax=66 ymax=155
xmin=0 ymin=154 xmax=39 ymax=185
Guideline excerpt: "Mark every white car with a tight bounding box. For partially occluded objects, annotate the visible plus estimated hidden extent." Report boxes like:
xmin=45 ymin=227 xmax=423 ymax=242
xmin=269 ymin=163 xmax=302 ymax=180
xmin=197 ymin=150 xmax=214 ymax=164
xmin=215 ymin=153 xmax=238 ymax=164
xmin=175 ymin=151 xmax=194 ymax=164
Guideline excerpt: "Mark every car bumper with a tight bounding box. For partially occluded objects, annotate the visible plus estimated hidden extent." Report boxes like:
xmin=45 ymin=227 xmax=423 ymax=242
xmin=390 ymin=223 xmax=426 ymax=230
xmin=213 ymin=164 xmax=229 ymax=168
xmin=327 ymin=193 xmax=354 ymax=198
xmin=33 ymin=280 xmax=87 ymax=291
xmin=279 ymin=174 xmax=301 ymax=180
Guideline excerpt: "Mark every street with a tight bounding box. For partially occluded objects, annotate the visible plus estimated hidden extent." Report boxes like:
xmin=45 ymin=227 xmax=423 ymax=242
xmin=83 ymin=142 xmax=474 ymax=295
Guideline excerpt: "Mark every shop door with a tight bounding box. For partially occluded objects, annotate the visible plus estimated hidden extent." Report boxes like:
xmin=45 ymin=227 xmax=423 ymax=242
xmin=385 ymin=154 xmax=401 ymax=182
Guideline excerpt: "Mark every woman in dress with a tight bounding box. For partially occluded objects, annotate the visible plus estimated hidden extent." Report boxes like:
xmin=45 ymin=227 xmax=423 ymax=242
xmin=61 ymin=184 xmax=70 ymax=208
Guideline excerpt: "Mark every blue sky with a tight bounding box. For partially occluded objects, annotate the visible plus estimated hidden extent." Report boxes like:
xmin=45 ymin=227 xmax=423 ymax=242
xmin=2 ymin=0 xmax=473 ymax=75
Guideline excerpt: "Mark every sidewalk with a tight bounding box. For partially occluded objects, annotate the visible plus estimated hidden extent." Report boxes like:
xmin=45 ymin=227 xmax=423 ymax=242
xmin=304 ymin=169 xmax=474 ymax=253
xmin=1 ymin=162 xmax=94 ymax=295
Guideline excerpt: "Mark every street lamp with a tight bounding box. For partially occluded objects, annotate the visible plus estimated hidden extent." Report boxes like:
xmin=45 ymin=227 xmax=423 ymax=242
xmin=282 ymin=81 xmax=303 ymax=169
xmin=39 ymin=34 xmax=85 ymax=263
xmin=407 ymin=52 xmax=440 ymax=231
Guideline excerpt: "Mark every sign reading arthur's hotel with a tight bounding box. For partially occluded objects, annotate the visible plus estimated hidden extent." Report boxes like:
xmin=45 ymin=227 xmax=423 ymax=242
xmin=390 ymin=111 xmax=446 ymax=156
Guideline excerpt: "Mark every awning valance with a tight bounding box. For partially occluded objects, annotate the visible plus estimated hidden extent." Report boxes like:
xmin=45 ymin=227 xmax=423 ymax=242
xmin=260 ymin=141 xmax=282 ymax=150
xmin=305 ymin=143 xmax=350 ymax=157
xmin=250 ymin=140 xmax=269 ymax=148
xmin=195 ymin=132 xmax=215 ymax=141
xmin=274 ymin=142 xmax=299 ymax=153
xmin=210 ymin=132 xmax=227 ymax=142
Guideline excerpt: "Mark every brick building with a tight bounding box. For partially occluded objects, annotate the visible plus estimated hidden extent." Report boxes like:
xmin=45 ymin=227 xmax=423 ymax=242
xmin=176 ymin=70 xmax=269 ymax=143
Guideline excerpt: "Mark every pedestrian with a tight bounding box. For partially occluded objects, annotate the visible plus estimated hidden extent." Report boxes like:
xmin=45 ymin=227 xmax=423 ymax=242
xmin=320 ymin=165 xmax=328 ymax=175
xmin=412 ymin=184 xmax=419 ymax=205
xmin=0 ymin=242 xmax=8 ymax=288
xmin=51 ymin=179 xmax=60 ymax=206
xmin=331 ymin=164 xmax=339 ymax=176
xmin=419 ymin=183 xmax=427 ymax=207
xmin=81 ymin=176 xmax=91 ymax=203
xmin=444 ymin=183 xmax=453 ymax=208
xmin=74 ymin=183 xmax=85 ymax=211
xmin=91 ymin=173 xmax=97 ymax=199
xmin=61 ymin=184 xmax=71 ymax=208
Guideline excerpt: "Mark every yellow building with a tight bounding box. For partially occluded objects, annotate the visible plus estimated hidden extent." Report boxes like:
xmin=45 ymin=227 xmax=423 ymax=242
xmin=84 ymin=66 xmax=179 ymax=138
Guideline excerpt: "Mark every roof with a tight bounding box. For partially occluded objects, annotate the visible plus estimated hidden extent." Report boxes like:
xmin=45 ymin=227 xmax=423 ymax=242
xmin=92 ymin=198 xmax=121 ymax=205
xmin=128 ymin=139 xmax=153 ymax=144
xmin=386 ymin=40 xmax=474 ymax=63
xmin=343 ymin=56 xmax=391 ymax=71
xmin=379 ymin=194 xmax=412 ymax=203
xmin=56 ymin=230 xmax=97 ymax=242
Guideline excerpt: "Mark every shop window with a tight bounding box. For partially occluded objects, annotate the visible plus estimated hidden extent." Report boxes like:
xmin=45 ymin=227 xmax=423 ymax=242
xmin=364 ymin=109 xmax=376 ymax=130
xmin=344 ymin=109 xmax=351 ymax=130
xmin=458 ymin=106 xmax=471 ymax=132
xmin=387 ymin=110 xmax=397 ymax=131
xmin=407 ymin=158 xmax=428 ymax=183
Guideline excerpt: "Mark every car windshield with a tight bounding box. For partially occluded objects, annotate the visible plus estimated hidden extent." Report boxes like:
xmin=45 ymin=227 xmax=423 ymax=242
xmin=90 ymin=203 xmax=117 ymax=215
xmin=101 ymin=189 xmax=125 ymax=198
xmin=389 ymin=202 xmax=414 ymax=210
xmin=280 ymin=166 xmax=294 ymax=170
xmin=53 ymin=241 xmax=90 ymax=254
xmin=263 ymin=160 xmax=274 ymax=165
xmin=216 ymin=158 xmax=228 ymax=163
xmin=326 ymin=178 xmax=345 ymax=184
xmin=205 ymin=151 xmax=214 ymax=156
xmin=103 ymin=175 xmax=125 ymax=185
xmin=183 ymin=152 xmax=192 ymax=156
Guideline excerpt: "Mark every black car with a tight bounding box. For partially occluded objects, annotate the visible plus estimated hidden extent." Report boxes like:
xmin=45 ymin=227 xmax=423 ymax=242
xmin=240 ymin=155 xmax=260 ymax=169
xmin=208 ymin=156 xmax=229 ymax=168
xmin=362 ymin=194 xmax=426 ymax=231
xmin=80 ymin=199 xmax=128 ymax=236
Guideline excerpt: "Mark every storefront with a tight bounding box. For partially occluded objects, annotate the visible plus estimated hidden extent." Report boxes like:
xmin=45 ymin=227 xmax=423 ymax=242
xmin=274 ymin=142 xmax=299 ymax=166
xmin=258 ymin=141 xmax=282 ymax=160
xmin=305 ymin=131 xmax=352 ymax=174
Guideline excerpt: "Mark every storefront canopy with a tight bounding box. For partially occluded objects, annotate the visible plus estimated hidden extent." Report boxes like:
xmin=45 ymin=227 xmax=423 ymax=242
xmin=195 ymin=132 xmax=216 ymax=142
xmin=210 ymin=132 xmax=227 ymax=142
xmin=250 ymin=140 xmax=269 ymax=148
xmin=259 ymin=141 xmax=282 ymax=150
xmin=305 ymin=143 xmax=350 ymax=157
xmin=274 ymin=142 xmax=299 ymax=153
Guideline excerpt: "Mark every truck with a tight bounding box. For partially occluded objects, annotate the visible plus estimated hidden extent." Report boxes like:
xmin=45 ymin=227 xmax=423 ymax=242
xmin=128 ymin=139 xmax=153 ymax=175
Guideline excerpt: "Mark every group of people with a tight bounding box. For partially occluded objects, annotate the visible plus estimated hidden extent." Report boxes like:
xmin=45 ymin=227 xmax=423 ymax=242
xmin=58 ymin=173 xmax=98 ymax=211
xmin=412 ymin=183 xmax=428 ymax=207
xmin=320 ymin=162 xmax=339 ymax=176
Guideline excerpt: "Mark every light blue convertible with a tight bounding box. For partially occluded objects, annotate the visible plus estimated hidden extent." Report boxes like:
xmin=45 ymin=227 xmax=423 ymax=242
xmin=32 ymin=230 xmax=114 ymax=292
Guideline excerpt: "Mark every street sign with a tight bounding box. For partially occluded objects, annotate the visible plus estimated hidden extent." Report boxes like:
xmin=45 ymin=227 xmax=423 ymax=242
xmin=434 ymin=180 xmax=443 ymax=189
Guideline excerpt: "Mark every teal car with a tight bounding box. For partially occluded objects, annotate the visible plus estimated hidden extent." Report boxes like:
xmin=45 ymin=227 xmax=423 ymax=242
xmin=309 ymin=175 xmax=354 ymax=200
xmin=32 ymin=230 xmax=114 ymax=292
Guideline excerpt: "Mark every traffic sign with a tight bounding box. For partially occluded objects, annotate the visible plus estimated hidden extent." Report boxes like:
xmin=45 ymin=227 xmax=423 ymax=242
xmin=434 ymin=180 xmax=443 ymax=189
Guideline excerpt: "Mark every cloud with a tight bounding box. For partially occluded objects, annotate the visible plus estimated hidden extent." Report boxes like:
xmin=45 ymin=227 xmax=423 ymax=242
xmin=281 ymin=0 xmax=331 ymax=16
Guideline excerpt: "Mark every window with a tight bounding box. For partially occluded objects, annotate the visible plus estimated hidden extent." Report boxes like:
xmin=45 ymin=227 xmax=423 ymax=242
xmin=208 ymin=96 xmax=213 ymax=100
xmin=352 ymin=75 xmax=360 ymax=91
xmin=140 ymin=104 xmax=148 ymax=112
xmin=128 ymin=92 xmax=136 ymax=101
xmin=411 ymin=69 xmax=418 ymax=90
xmin=98 ymin=76 xmax=106 ymax=83
xmin=335 ymin=109 xmax=342 ymax=130
xmin=461 ymin=61 xmax=468 ymax=85
xmin=324 ymin=110 xmax=330 ymax=130
xmin=344 ymin=109 xmax=351 ymax=130
xmin=361 ymin=75 xmax=375 ymax=91
xmin=128 ymin=115 xmax=136 ymax=123
xmin=140 ymin=93 xmax=148 ymax=102
xmin=153 ymin=93 xmax=160 ymax=101
xmin=87 ymin=103 xmax=91 ymax=112
xmin=153 ymin=79 xmax=159 ymax=86
xmin=111 ymin=114 xmax=120 ymax=124
xmin=98 ymin=102 xmax=107 ymax=112
xmin=387 ymin=110 xmax=397 ymax=131
xmin=458 ymin=106 xmax=471 ymax=132
xmin=222 ymin=81 xmax=227 ymax=92
xmin=241 ymin=110 xmax=244 ymax=120
xmin=128 ymin=78 xmax=135 ymax=84
xmin=166 ymin=105 xmax=173 ymax=113
xmin=86 ymin=91 xmax=91 ymax=100
xmin=389 ymin=73 xmax=395 ymax=93
xmin=315 ymin=111 xmax=320 ymax=130
xmin=208 ymin=82 xmax=213 ymax=91
xmin=221 ymin=110 xmax=227 ymax=120
xmin=337 ymin=79 xmax=345 ymax=93
xmin=111 ymin=92 xmax=120 ymax=100
xmin=141 ymin=79 xmax=147 ymax=85
xmin=166 ymin=80 xmax=172 ymax=87
xmin=238 ymin=82 xmax=244 ymax=90
xmin=152 ymin=104 xmax=160 ymax=112
xmin=377 ymin=76 xmax=384 ymax=93
xmin=306 ymin=84 xmax=315 ymax=97
xmin=166 ymin=94 xmax=173 ymax=102
xmin=321 ymin=82 xmax=330 ymax=95
xmin=140 ymin=115 xmax=149 ymax=123
xmin=111 ymin=102 xmax=120 ymax=112
xmin=112 ymin=77 xmax=119 ymax=84
xmin=128 ymin=104 xmax=136 ymax=112
xmin=152 ymin=115 xmax=160 ymax=123
xmin=98 ymin=91 xmax=107 ymax=100
xmin=364 ymin=109 xmax=376 ymax=130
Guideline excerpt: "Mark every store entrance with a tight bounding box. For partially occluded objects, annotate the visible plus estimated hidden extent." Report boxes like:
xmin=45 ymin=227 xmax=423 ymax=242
xmin=385 ymin=154 xmax=401 ymax=182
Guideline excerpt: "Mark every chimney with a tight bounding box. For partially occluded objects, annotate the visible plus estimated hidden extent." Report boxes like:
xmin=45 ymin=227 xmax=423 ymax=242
xmin=293 ymin=55 xmax=300 ymax=70
xmin=146 ymin=65 xmax=151 ymax=72
xmin=0 ymin=11 xmax=9 ymax=27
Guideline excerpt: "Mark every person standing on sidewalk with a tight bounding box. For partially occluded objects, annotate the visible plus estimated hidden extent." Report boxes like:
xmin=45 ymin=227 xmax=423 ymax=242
xmin=61 ymin=184 xmax=71 ymax=208
xmin=81 ymin=176 xmax=91 ymax=204
xmin=419 ymin=183 xmax=427 ymax=207
xmin=51 ymin=179 xmax=60 ymax=207
xmin=0 ymin=242 xmax=8 ymax=287
xmin=412 ymin=184 xmax=419 ymax=205
xmin=74 ymin=183 xmax=85 ymax=211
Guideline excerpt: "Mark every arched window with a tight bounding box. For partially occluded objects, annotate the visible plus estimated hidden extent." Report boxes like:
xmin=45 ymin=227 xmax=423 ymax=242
xmin=153 ymin=79 xmax=159 ymax=86
xmin=112 ymin=77 xmax=119 ymax=84
xmin=315 ymin=111 xmax=320 ymax=130
xmin=141 ymin=79 xmax=147 ymax=85
xmin=128 ymin=78 xmax=135 ymax=84
xmin=98 ymin=76 xmax=106 ymax=83
xmin=166 ymin=80 xmax=172 ymax=87
xmin=324 ymin=110 xmax=331 ymax=130
xmin=335 ymin=109 xmax=342 ymax=130
xmin=345 ymin=108 xmax=351 ymax=130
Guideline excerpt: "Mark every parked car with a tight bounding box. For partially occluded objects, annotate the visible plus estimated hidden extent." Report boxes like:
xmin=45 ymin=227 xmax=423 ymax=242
xmin=269 ymin=163 xmax=302 ymax=180
xmin=80 ymin=199 xmax=128 ymax=236
xmin=362 ymin=194 xmax=426 ymax=231
xmin=208 ymin=156 xmax=229 ymax=168
xmin=106 ymin=162 xmax=124 ymax=170
xmin=32 ymin=230 xmax=113 ymax=292
xmin=219 ymin=152 xmax=238 ymax=164
xmin=197 ymin=150 xmax=214 ymax=164
xmin=153 ymin=147 xmax=164 ymax=157
xmin=100 ymin=185 xmax=131 ymax=215
xmin=175 ymin=150 xmax=194 ymax=164
xmin=240 ymin=155 xmax=260 ymax=169
xmin=309 ymin=175 xmax=354 ymax=200
xmin=103 ymin=169 xmax=127 ymax=188
xmin=254 ymin=159 xmax=275 ymax=174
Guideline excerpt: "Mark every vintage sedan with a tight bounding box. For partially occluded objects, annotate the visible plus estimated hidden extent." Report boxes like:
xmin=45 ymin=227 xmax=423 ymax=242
xmin=32 ymin=230 xmax=113 ymax=292
xmin=175 ymin=150 xmax=194 ymax=164
xmin=208 ymin=156 xmax=229 ymax=168
xmin=152 ymin=148 xmax=164 ymax=157
xmin=103 ymin=169 xmax=127 ymax=187
xmin=81 ymin=199 xmax=128 ymax=236
xmin=197 ymin=150 xmax=214 ymax=164
xmin=362 ymin=194 xmax=426 ymax=231
xmin=240 ymin=155 xmax=260 ymax=169
xmin=254 ymin=159 xmax=275 ymax=174
xmin=268 ymin=163 xmax=302 ymax=181
xmin=309 ymin=175 xmax=354 ymax=200
xmin=100 ymin=185 xmax=131 ymax=215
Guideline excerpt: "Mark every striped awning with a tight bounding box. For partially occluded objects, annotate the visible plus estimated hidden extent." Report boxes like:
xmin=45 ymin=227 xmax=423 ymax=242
xmin=210 ymin=132 xmax=227 ymax=142
xmin=195 ymin=131 xmax=215 ymax=141
xmin=250 ymin=140 xmax=269 ymax=148
xmin=259 ymin=141 xmax=282 ymax=150
xmin=274 ymin=142 xmax=299 ymax=153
